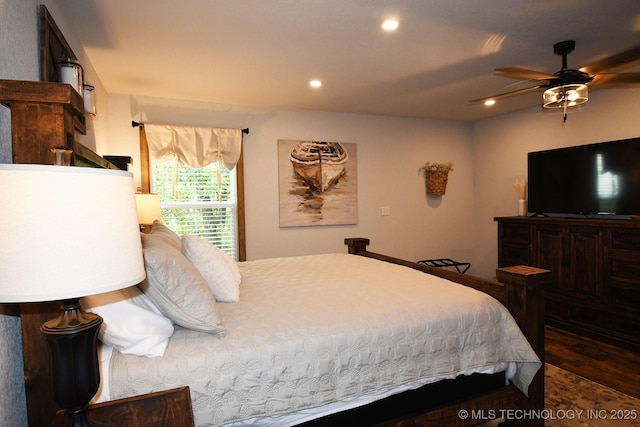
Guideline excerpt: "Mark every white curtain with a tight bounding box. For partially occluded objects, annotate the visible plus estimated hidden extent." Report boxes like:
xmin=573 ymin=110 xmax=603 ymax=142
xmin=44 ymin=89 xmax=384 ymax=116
xmin=143 ymin=124 xmax=242 ymax=199
xmin=144 ymin=124 xmax=242 ymax=170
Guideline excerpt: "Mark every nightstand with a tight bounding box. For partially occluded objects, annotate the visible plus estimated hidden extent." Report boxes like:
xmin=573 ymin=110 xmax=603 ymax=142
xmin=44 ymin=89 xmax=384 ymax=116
xmin=52 ymin=386 xmax=194 ymax=427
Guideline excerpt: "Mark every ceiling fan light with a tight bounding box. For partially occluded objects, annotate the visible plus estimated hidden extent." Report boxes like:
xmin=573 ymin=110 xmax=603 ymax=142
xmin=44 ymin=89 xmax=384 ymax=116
xmin=566 ymin=90 xmax=580 ymax=102
xmin=543 ymin=84 xmax=588 ymax=109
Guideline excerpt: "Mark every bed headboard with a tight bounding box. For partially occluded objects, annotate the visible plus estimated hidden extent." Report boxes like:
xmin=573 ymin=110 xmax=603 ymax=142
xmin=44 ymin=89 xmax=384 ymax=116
xmin=21 ymin=302 xmax=60 ymax=426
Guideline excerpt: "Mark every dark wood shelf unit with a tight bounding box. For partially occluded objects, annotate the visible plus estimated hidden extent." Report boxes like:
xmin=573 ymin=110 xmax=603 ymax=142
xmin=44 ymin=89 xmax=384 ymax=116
xmin=0 ymin=79 xmax=86 ymax=164
xmin=0 ymin=79 xmax=120 ymax=169
xmin=38 ymin=4 xmax=87 ymax=133
xmin=496 ymin=216 xmax=640 ymax=351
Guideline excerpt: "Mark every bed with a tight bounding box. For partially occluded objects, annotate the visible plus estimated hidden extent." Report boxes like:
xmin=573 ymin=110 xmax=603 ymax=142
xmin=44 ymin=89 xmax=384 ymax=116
xmin=20 ymin=229 xmax=549 ymax=426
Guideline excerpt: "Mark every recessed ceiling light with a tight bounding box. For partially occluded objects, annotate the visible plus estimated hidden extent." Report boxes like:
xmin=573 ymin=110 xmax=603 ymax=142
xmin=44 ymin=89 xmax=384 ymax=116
xmin=382 ymin=19 xmax=399 ymax=32
xmin=484 ymin=99 xmax=496 ymax=106
xmin=310 ymin=80 xmax=322 ymax=88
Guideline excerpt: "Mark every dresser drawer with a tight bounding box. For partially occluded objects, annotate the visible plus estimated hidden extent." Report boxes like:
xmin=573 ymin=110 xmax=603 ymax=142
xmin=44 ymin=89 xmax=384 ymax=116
xmin=500 ymin=222 xmax=530 ymax=243
xmin=610 ymin=230 xmax=640 ymax=252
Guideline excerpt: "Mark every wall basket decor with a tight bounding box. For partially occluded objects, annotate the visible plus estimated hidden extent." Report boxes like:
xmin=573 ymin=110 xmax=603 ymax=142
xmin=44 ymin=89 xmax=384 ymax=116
xmin=420 ymin=162 xmax=453 ymax=196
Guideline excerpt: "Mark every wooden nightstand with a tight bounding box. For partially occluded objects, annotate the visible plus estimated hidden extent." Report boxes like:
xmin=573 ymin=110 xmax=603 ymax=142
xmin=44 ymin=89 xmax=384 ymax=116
xmin=52 ymin=386 xmax=195 ymax=427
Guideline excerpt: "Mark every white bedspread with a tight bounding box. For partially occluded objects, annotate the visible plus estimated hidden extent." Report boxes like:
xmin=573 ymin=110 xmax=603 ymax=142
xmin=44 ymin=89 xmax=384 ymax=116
xmin=109 ymin=253 xmax=540 ymax=426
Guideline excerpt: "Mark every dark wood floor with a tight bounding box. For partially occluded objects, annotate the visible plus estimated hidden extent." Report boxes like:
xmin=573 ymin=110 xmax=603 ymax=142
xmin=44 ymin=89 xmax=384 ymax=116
xmin=545 ymin=325 xmax=640 ymax=399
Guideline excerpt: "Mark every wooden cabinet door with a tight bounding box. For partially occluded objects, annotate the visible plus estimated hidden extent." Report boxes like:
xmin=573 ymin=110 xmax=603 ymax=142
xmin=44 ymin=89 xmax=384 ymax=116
xmin=533 ymin=225 xmax=564 ymax=290
xmin=566 ymin=227 xmax=603 ymax=299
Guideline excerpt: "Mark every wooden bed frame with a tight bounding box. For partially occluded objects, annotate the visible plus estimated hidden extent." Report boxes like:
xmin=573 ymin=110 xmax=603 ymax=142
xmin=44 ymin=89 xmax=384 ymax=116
xmin=342 ymin=238 xmax=548 ymax=426
xmin=19 ymin=238 xmax=549 ymax=427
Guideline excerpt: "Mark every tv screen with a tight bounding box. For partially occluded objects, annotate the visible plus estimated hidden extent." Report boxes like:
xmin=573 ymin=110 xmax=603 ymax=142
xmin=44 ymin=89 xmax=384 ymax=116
xmin=527 ymin=138 xmax=640 ymax=217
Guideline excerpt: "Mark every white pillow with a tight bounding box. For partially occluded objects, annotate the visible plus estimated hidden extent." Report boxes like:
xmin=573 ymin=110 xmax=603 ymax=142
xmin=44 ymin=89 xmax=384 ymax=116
xmin=140 ymin=232 xmax=225 ymax=335
xmin=148 ymin=220 xmax=182 ymax=251
xmin=181 ymin=234 xmax=241 ymax=302
xmin=83 ymin=286 xmax=174 ymax=358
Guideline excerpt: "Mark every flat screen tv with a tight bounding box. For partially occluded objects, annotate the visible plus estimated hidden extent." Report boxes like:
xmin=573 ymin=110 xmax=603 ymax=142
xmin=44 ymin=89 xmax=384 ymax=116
xmin=527 ymin=138 xmax=640 ymax=217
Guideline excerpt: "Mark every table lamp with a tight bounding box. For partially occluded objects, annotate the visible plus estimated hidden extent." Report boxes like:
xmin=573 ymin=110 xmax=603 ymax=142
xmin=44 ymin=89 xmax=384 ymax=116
xmin=0 ymin=164 xmax=145 ymax=426
xmin=135 ymin=193 xmax=162 ymax=232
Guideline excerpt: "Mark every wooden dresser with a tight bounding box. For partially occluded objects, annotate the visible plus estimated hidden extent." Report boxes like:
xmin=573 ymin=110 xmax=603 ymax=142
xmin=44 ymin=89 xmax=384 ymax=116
xmin=495 ymin=216 xmax=640 ymax=351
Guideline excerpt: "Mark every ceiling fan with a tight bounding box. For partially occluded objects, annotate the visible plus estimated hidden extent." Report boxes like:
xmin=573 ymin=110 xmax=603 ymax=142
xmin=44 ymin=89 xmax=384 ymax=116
xmin=471 ymin=40 xmax=640 ymax=121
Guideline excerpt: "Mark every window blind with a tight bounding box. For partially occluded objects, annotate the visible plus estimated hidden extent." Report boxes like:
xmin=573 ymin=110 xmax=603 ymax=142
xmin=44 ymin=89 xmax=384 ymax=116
xmin=152 ymin=160 xmax=238 ymax=259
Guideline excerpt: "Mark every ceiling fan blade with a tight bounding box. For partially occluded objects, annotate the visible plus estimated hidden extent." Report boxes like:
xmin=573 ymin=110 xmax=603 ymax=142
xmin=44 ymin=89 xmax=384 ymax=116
xmin=469 ymin=84 xmax=545 ymax=104
xmin=590 ymin=72 xmax=640 ymax=86
xmin=580 ymin=44 xmax=640 ymax=75
xmin=494 ymin=67 xmax=556 ymax=81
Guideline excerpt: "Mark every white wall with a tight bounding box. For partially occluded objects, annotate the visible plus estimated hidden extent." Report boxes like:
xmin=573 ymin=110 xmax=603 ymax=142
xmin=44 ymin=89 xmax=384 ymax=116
xmin=471 ymin=88 xmax=640 ymax=279
xmin=105 ymin=87 xmax=640 ymax=279
xmin=106 ymin=94 xmax=476 ymax=263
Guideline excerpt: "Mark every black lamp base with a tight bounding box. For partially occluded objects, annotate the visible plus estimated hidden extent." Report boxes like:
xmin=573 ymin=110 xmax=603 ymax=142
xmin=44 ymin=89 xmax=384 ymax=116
xmin=41 ymin=298 xmax=108 ymax=427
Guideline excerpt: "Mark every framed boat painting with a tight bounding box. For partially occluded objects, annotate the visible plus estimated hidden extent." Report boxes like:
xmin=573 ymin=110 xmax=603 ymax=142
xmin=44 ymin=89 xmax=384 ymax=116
xmin=278 ymin=139 xmax=357 ymax=227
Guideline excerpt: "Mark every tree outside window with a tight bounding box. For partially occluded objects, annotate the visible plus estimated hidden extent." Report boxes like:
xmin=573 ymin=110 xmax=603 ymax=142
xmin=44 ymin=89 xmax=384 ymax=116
xmin=151 ymin=159 xmax=238 ymax=259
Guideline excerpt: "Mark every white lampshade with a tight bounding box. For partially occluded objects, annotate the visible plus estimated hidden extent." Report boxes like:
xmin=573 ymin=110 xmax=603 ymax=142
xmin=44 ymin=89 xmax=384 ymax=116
xmin=135 ymin=193 xmax=162 ymax=225
xmin=0 ymin=164 xmax=146 ymax=302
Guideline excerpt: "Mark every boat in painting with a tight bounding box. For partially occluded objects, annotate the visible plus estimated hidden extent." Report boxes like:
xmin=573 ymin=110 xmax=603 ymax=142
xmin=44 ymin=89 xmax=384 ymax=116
xmin=289 ymin=141 xmax=348 ymax=192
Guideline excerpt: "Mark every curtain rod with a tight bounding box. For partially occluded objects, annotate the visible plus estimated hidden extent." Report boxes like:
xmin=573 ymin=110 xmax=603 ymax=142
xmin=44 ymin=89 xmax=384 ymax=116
xmin=131 ymin=120 xmax=249 ymax=135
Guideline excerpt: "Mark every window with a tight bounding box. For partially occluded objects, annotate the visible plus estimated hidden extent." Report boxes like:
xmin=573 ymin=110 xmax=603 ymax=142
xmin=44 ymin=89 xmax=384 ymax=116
xmin=150 ymin=158 xmax=239 ymax=259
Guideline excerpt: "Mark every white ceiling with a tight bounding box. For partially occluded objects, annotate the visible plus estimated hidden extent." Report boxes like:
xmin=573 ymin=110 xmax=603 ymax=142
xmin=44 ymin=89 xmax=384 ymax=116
xmin=57 ymin=0 xmax=640 ymax=122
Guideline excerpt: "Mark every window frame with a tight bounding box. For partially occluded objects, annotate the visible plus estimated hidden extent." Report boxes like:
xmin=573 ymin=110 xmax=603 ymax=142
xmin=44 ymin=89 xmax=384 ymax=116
xmin=138 ymin=126 xmax=246 ymax=261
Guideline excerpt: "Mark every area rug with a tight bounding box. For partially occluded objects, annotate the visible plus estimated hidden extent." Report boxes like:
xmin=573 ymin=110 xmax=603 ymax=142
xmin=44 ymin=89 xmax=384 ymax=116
xmin=545 ymin=363 xmax=640 ymax=426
